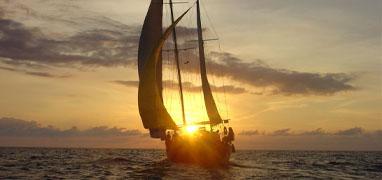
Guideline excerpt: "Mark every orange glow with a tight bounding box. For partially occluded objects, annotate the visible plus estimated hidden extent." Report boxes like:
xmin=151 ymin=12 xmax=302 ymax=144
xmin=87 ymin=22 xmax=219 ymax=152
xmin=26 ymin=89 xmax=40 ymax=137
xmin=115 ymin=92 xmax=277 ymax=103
xmin=184 ymin=125 xmax=198 ymax=135
xmin=163 ymin=89 xmax=228 ymax=125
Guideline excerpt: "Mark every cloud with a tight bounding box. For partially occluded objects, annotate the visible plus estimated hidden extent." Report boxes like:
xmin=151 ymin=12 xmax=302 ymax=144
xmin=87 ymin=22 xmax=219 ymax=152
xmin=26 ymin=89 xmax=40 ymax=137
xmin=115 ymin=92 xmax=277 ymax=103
xmin=0 ymin=117 xmax=142 ymax=137
xmin=201 ymin=52 xmax=356 ymax=96
xmin=77 ymin=126 xmax=141 ymax=137
xmin=270 ymin=128 xmax=292 ymax=136
xmin=374 ymin=130 xmax=382 ymax=137
xmin=0 ymin=3 xmax=357 ymax=96
xmin=113 ymin=48 xmax=357 ymax=96
xmin=0 ymin=16 xmax=201 ymax=68
xmin=236 ymin=131 xmax=382 ymax=151
xmin=112 ymin=80 xmax=139 ymax=88
xmin=239 ymin=130 xmax=260 ymax=136
xmin=112 ymin=80 xmax=248 ymax=94
xmin=24 ymin=71 xmax=70 ymax=78
xmin=238 ymin=127 xmax=381 ymax=137
xmin=335 ymin=127 xmax=364 ymax=136
xmin=0 ymin=66 xmax=71 ymax=78
xmin=168 ymin=80 xmax=247 ymax=94
xmin=0 ymin=19 xmax=138 ymax=67
xmin=166 ymin=26 xmax=200 ymax=38
xmin=1 ymin=117 xmax=381 ymax=150
xmin=300 ymin=128 xmax=327 ymax=136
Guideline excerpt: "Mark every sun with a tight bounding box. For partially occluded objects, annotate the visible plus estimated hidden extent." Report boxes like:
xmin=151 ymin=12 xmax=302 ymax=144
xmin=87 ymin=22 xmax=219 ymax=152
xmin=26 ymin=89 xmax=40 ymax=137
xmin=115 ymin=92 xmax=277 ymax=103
xmin=184 ymin=125 xmax=198 ymax=135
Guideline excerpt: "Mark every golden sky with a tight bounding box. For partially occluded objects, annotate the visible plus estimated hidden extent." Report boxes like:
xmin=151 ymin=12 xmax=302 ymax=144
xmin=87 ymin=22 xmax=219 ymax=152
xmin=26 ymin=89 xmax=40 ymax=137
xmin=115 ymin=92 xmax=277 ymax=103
xmin=0 ymin=0 xmax=381 ymax=149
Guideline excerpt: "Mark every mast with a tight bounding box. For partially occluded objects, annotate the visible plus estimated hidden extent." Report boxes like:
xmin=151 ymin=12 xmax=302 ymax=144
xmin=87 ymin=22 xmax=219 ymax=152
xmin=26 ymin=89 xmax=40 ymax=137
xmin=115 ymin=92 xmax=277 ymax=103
xmin=196 ymin=0 xmax=206 ymax=81
xmin=196 ymin=0 xmax=223 ymax=126
xmin=169 ymin=0 xmax=187 ymax=125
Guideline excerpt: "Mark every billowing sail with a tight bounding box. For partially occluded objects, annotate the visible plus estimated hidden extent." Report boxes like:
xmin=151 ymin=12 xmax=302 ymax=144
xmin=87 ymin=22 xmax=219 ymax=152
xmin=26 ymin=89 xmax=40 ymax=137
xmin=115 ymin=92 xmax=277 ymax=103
xmin=196 ymin=0 xmax=223 ymax=125
xmin=138 ymin=0 xmax=163 ymax=98
xmin=138 ymin=6 xmax=192 ymax=131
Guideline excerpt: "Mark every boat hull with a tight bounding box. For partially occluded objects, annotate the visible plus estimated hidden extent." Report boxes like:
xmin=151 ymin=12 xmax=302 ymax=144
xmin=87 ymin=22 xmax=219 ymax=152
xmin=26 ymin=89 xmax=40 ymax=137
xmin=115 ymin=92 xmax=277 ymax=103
xmin=165 ymin=133 xmax=233 ymax=166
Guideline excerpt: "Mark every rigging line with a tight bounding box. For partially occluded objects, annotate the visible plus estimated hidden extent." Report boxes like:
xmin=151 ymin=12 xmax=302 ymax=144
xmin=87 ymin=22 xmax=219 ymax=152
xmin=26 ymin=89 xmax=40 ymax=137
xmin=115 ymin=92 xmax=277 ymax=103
xmin=200 ymin=1 xmax=219 ymax=40
xmin=166 ymin=51 xmax=172 ymax=117
xmin=169 ymin=52 xmax=174 ymax=120
xmin=172 ymin=53 xmax=179 ymax=122
xmin=183 ymin=11 xmax=195 ymax=120
xmin=196 ymin=48 xmax=206 ymax=122
xmin=218 ymin=55 xmax=230 ymax=121
xmin=222 ymin=75 xmax=229 ymax=121
xmin=200 ymin=0 xmax=222 ymax=51
xmin=201 ymin=0 xmax=229 ymax=123
xmin=164 ymin=2 xmax=169 ymax=27
xmin=210 ymin=61 xmax=222 ymax=116
xmin=169 ymin=0 xmax=187 ymax=125
xmin=164 ymin=51 xmax=168 ymax=106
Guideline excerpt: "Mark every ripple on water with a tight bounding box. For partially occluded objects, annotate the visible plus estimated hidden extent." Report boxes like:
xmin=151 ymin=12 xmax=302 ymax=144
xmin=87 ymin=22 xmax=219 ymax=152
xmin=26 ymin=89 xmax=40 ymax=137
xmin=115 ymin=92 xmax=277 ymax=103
xmin=0 ymin=148 xmax=381 ymax=179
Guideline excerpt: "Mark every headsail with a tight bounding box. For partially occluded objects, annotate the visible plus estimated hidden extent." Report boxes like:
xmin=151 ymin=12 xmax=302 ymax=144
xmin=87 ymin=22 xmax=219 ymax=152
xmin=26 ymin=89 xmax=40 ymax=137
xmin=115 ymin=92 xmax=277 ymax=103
xmin=138 ymin=0 xmax=163 ymax=99
xmin=196 ymin=0 xmax=223 ymax=126
xmin=138 ymin=5 xmax=192 ymax=131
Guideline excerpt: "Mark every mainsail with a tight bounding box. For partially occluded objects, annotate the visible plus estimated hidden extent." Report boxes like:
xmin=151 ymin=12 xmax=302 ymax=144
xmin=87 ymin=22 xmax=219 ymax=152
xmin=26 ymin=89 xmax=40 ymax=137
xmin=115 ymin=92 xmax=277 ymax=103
xmin=196 ymin=0 xmax=223 ymax=125
xmin=138 ymin=2 xmax=192 ymax=132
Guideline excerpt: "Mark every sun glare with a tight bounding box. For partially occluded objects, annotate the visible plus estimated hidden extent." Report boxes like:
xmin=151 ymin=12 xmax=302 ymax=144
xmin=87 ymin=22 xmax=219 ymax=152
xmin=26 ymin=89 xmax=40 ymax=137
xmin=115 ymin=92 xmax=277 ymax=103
xmin=185 ymin=125 xmax=198 ymax=135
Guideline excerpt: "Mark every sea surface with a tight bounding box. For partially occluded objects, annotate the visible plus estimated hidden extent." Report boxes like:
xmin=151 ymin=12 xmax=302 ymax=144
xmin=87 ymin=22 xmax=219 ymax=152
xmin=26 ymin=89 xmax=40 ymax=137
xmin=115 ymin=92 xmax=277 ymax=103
xmin=0 ymin=148 xmax=381 ymax=179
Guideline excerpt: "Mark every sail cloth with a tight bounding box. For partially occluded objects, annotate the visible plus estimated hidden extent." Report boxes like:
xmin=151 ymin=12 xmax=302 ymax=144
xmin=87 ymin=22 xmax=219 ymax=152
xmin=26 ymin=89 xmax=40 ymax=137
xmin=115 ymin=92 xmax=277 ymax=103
xmin=138 ymin=0 xmax=165 ymax=131
xmin=138 ymin=0 xmax=163 ymax=98
xmin=200 ymin=69 xmax=223 ymax=126
xmin=196 ymin=1 xmax=223 ymax=126
xmin=138 ymin=5 xmax=192 ymax=130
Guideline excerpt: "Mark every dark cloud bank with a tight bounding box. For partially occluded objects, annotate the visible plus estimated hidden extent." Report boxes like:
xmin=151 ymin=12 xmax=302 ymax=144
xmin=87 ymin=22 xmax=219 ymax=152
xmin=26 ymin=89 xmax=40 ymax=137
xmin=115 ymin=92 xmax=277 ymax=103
xmin=112 ymin=80 xmax=247 ymax=94
xmin=0 ymin=9 xmax=357 ymax=96
xmin=205 ymin=52 xmax=356 ymax=95
xmin=0 ymin=19 xmax=138 ymax=67
xmin=0 ymin=117 xmax=161 ymax=149
xmin=0 ymin=117 xmax=381 ymax=150
xmin=238 ymin=128 xmax=382 ymax=151
xmin=239 ymin=128 xmax=382 ymax=137
xmin=4 ymin=117 xmax=378 ymax=139
xmin=0 ymin=117 xmax=141 ymax=137
xmin=0 ymin=66 xmax=70 ymax=78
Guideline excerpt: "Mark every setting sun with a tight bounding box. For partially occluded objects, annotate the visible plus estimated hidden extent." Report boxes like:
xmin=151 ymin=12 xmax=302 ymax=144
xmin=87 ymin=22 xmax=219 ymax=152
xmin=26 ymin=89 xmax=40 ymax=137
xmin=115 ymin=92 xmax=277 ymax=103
xmin=184 ymin=125 xmax=198 ymax=135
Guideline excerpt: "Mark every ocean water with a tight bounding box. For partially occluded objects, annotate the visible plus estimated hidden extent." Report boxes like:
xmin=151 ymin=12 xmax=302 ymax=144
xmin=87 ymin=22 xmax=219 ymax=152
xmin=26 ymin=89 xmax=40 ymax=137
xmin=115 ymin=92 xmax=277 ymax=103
xmin=0 ymin=148 xmax=381 ymax=179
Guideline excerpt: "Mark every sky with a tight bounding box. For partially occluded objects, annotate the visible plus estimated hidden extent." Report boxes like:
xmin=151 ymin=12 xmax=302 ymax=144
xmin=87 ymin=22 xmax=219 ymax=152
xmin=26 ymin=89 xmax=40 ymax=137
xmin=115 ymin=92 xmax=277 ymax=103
xmin=0 ymin=0 xmax=381 ymax=150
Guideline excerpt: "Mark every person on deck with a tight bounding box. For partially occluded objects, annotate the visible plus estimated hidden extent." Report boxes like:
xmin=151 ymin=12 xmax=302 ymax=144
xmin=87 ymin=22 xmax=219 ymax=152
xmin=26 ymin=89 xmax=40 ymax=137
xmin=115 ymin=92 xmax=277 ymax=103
xmin=228 ymin=127 xmax=235 ymax=141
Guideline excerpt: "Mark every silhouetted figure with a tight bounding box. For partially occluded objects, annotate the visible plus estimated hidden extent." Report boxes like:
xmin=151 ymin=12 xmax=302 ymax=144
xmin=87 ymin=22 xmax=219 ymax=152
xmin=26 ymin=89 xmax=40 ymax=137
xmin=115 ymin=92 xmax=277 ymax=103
xmin=228 ymin=127 xmax=235 ymax=141
xmin=222 ymin=136 xmax=228 ymax=143
xmin=166 ymin=131 xmax=171 ymax=141
xmin=173 ymin=131 xmax=179 ymax=140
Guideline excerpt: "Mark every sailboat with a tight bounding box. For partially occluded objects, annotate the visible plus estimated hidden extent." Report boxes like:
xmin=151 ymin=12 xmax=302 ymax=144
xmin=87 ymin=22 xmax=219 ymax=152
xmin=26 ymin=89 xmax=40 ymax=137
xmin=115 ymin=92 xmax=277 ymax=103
xmin=137 ymin=0 xmax=235 ymax=166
